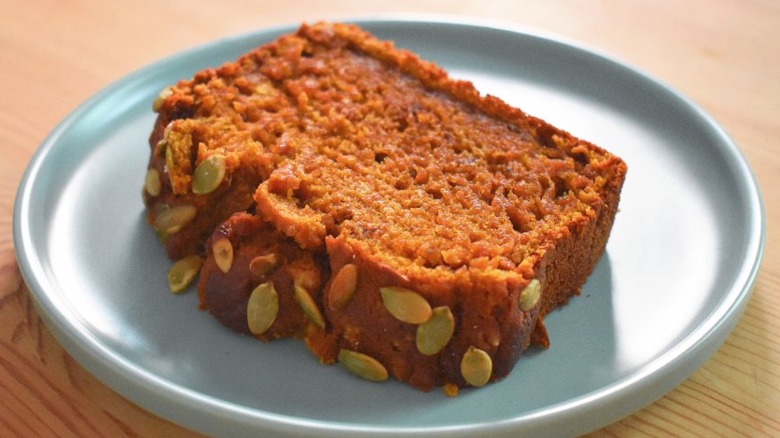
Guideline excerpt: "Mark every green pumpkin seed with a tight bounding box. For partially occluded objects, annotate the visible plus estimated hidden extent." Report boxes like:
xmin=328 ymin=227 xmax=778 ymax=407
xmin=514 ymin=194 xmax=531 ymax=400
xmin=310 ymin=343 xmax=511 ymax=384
xmin=192 ymin=155 xmax=226 ymax=195
xmin=249 ymin=253 xmax=279 ymax=278
xmin=144 ymin=168 xmax=161 ymax=197
xmin=153 ymin=204 xmax=197 ymax=234
xmin=328 ymin=263 xmax=358 ymax=311
xmin=294 ymin=284 xmax=326 ymax=329
xmin=338 ymin=349 xmax=388 ymax=382
xmin=212 ymin=236 xmax=234 ymax=273
xmin=416 ymin=306 xmax=455 ymax=355
xmin=167 ymin=255 xmax=202 ymax=293
xmin=165 ymin=143 xmax=175 ymax=175
xmin=247 ymin=281 xmax=278 ymax=335
xmin=153 ymin=139 xmax=167 ymax=158
xmin=153 ymin=86 xmax=173 ymax=112
xmin=379 ymin=286 xmax=432 ymax=324
xmin=518 ymin=279 xmax=541 ymax=311
xmin=461 ymin=346 xmax=492 ymax=387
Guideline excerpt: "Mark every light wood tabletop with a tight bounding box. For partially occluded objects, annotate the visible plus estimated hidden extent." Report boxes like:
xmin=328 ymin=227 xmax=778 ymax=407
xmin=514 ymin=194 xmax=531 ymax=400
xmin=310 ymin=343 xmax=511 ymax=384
xmin=1 ymin=0 xmax=777 ymax=436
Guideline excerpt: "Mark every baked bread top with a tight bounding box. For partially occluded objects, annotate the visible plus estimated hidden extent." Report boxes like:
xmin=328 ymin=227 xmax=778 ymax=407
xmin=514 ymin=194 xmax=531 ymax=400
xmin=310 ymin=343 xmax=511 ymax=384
xmin=148 ymin=21 xmax=625 ymax=274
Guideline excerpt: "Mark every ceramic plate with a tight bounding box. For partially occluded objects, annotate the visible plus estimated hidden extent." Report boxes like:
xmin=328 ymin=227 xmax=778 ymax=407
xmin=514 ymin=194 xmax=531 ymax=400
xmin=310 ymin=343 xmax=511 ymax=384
xmin=13 ymin=18 xmax=765 ymax=437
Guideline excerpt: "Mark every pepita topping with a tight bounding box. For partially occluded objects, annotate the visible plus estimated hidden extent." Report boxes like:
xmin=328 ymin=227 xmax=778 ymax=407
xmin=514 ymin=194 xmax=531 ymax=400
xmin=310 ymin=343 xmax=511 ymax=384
xmin=144 ymin=168 xmax=162 ymax=197
xmin=164 ymin=142 xmax=176 ymax=177
xmin=518 ymin=279 xmax=541 ymax=311
xmin=247 ymin=281 xmax=279 ymax=335
xmin=338 ymin=349 xmax=388 ymax=382
xmin=379 ymin=286 xmax=432 ymax=324
xmin=192 ymin=154 xmax=227 ymax=195
xmin=293 ymin=284 xmax=326 ymax=329
xmin=153 ymin=204 xmax=197 ymax=235
xmin=167 ymin=255 xmax=203 ymax=293
xmin=328 ymin=263 xmax=358 ymax=311
xmin=416 ymin=306 xmax=455 ymax=355
xmin=152 ymin=86 xmax=174 ymax=112
xmin=249 ymin=253 xmax=279 ymax=278
xmin=460 ymin=347 xmax=492 ymax=387
xmin=212 ymin=236 xmax=234 ymax=273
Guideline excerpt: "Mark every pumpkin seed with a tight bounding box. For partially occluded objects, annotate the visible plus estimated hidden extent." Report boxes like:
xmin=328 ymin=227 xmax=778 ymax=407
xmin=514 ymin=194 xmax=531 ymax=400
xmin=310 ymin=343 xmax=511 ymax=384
xmin=192 ymin=154 xmax=226 ymax=195
xmin=165 ymin=143 xmax=175 ymax=175
xmin=338 ymin=349 xmax=388 ymax=382
xmin=154 ymin=139 xmax=167 ymax=158
xmin=461 ymin=346 xmax=492 ymax=387
xmin=328 ymin=263 xmax=358 ymax=311
xmin=247 ymin=281 xmax=278 ymax=335
xmin=249 ymin=253 xmax=279 ymax=278
xmin=167 ymin=255 xmax=202 ymax=293
xmin=212 ymin=236 xmax=234 ymax=273
xmin=293 ymin=283 xmax=326 ymax=329
xmin=153 ymin=86 xmax=173 ymax=112
xmin=416 ymin=306 xmax=455 ymax=355
xmin=379 ymin=286 xmax=432 ymax=324
xmin=144 ymin=168 xmax=161 ymax=197
xmin=153 ymin=204 xmax=196 ymax=234
xmin=518 ymin=279 xmax=541 ymax=311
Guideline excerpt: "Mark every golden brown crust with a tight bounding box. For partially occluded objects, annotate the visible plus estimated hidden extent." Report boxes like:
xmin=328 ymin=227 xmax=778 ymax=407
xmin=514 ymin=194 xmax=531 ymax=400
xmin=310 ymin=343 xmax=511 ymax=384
xmin=146 ymin=21 xmax=627 ymax=392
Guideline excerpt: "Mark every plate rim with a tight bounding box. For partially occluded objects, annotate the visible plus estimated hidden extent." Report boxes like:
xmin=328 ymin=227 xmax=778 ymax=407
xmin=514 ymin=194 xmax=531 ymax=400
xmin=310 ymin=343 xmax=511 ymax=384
xmin=13 ymin=15 xmax=766 ymax=437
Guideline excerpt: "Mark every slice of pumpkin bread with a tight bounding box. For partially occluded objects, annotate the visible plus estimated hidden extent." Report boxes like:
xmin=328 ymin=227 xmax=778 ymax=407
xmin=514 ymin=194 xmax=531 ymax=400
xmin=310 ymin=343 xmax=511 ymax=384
xmin=146 ymin=21 xmax=627 ymax=392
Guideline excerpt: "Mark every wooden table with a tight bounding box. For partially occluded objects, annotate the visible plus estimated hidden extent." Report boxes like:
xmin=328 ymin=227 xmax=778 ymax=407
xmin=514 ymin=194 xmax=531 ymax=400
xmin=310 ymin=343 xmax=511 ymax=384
xmin=1 ymin=0 xmax=777 ymax=436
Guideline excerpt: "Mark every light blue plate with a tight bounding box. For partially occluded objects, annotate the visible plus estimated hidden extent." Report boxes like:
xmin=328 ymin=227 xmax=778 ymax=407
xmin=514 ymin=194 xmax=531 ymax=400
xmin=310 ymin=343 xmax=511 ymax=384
xmin=13 ymin=18 xmax=765 ymax=437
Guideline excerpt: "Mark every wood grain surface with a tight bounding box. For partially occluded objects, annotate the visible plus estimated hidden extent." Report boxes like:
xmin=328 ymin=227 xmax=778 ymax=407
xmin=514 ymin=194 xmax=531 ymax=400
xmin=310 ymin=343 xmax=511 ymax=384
xmin=1 ymin=0 xmax=778 ymax=436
